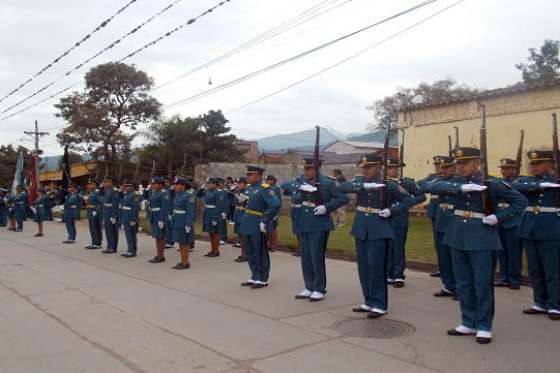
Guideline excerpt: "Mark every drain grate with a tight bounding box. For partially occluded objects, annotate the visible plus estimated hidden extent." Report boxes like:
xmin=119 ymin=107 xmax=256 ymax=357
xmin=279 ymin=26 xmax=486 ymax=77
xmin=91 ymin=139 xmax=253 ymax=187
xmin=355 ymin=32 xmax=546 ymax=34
xmin=333 ymin=317 xmax=415 ymax=339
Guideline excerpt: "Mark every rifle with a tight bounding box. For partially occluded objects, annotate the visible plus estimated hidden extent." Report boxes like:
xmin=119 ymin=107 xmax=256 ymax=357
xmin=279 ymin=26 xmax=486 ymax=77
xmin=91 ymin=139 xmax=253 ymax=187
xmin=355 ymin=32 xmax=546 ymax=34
xmin=312 ymin=125 xmax=322 ymax=205
xmin=478 ymin=103 xmax=494 ymax=215
xmin=448 ymin=135 xmax=453 ymax=156
xmin=381 ymin=124 xmax=391 ymax=209
xmin=552 ymin=113 xmax=560 ymax=206
xmin=515 ymin=129 xmax=525 ymax=176
xmin=454 ymin=126 xmax=460 ymax=149
xmin=180 ymin=152 xmax=187 ymax=176
xmin=399 ymin=129 xmax=405 ymax=179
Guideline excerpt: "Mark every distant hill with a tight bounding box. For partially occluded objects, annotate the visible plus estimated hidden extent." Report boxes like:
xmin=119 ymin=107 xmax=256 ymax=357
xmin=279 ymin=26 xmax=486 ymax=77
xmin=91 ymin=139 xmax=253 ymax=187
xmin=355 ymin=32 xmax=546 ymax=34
xmin=256 ymin=127 xmax=397 ymax=151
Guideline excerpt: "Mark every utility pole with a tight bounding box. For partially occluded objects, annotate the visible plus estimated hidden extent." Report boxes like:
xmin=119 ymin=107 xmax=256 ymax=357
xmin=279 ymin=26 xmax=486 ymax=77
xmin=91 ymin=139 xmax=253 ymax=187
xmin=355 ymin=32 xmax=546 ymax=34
xmin=24 ymin=120 xmax=49 ymax=188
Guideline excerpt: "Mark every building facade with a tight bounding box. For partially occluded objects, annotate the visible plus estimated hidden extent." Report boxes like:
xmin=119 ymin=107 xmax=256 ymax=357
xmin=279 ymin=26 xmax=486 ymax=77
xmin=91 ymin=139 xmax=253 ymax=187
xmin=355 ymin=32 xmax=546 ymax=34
xmin=398 ymin=79 xmax=560 ymax=180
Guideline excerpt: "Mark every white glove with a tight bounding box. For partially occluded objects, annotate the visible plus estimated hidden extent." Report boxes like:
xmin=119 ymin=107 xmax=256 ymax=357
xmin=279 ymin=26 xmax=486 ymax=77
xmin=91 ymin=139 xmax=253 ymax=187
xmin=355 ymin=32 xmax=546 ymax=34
xmin=237 ymin=193 xmax=248 ymax=203
xmin=212 ymin=220 xmax=217 ymax=226
xmin=92 ymin=211 xmax=97 ymax=217
xmin=299 ymin=183 xmax=318 ymax=193
xmin=363 ymin=182 xmax=385 ymax=189
xmin=185 ymin=226 xmax=191 ymax=234
xmin=168 ymin=215 xmax=172 ymax=221
xmin=461 ymin=184 xmax=487 ymax=192
xmin=30 ymin=207 xmax=36 ymax=214
xmin=221 ymin=212 xmax=227 ymax=219
xmin=482 ymin=214 xmax=499 ymax=226
xmin=540 ymin=182 xmax=560 ymax=189
xmin=129 ymin=221 xmax=136 ymax=227
xmin=313 ymin=205 xmax=327 ymax=215
xmin=259 ymin=222 xmax=267 ymax=233
xmin=379 ymin=209 xmax=392 ymax=218
xmin=158 ymin=221 xmax=164 ymax=229
xmin=110 ymin=217 xmax=116 ymax=225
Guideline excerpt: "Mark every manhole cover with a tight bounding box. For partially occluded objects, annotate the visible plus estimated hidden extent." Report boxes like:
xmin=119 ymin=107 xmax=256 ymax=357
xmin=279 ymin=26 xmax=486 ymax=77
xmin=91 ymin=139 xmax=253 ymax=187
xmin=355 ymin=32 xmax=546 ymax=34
xmin=333 ymin=317 xmax=415 ymax=339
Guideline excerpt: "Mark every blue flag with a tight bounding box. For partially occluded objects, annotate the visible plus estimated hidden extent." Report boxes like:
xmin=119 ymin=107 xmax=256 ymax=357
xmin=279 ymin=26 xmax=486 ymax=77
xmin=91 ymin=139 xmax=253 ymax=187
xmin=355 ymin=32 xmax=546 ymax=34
xmin=11 ymin=153 xmax=24 ymax=195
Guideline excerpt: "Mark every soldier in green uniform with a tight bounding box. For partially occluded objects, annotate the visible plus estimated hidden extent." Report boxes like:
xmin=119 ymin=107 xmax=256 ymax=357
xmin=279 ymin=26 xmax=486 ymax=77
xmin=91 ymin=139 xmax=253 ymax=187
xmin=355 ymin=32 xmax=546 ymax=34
xmin=63 ymin=184 xmax=80 ymax=244
xmin=419 ymin=156 xmax=446 ymax=278
xmin=120 ymin=181 xmax=140 ymax=258
xmin=31 ymin=188 xmax=47 ymax=237
xmin=339 ymin=154 xmax=413 ymax=317
xmin=512 ymin=150 xmax=560 ymax=320
xmin=429 ymin=147 xmax=527 ymax=344
xmin=420 ymin=156 xmax=458 ymax=298
xmin=281 ymin=159 xmax=349 ymax=302
xmin=197 ymin=178 xmax=222 ymax=257
xmin=495 ymin=158 xmax=523 ymax=289
xmin=85 ymin=179 xmax=103 ymax=250
xmin=239 ymin=166 xmax=280 ymax=289
xmin=386 ymin=159 xmax=426 ymax=287
xmin=265 ymin=174 xmax=282 ymax=251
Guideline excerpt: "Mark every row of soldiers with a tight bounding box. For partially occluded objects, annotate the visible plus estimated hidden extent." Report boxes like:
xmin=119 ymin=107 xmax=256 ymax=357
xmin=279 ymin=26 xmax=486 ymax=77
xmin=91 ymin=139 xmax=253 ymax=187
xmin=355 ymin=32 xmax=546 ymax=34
xmin=3 ymin=147 xmax=559 ymax=345
xmin=0 ymin=185 xmax=59 ymax=232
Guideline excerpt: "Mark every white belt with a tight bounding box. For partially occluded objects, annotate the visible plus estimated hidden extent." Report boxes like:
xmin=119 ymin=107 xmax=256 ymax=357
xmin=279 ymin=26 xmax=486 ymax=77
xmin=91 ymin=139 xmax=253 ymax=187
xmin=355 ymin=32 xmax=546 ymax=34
xmin=431 ymin=195 xmax=439 ymax=199
xmin=104 ymin=203 xmax=113 ymax=207
xmin=302 ymin=201 xmax=316 ymax=208
xmin=87 ymin=205 xmax=97 ymax=209
xmin=67 ymin=205 xmax=77 ymax=209
xmin=439 ymin=203 xmax=454 ymax=210
xmin=498 ymin=203 xmax=510 ymax=208
xmin=150 ymin=207 xmax=161 ymax=212
xmin=357 ymin=206 xmax=381 ymax=214
xmin=525 ymin=206 xmax=560 ymax=213
xmin=292 ymin=204 xmax=302 ymax=208
xmin=122 ymin=206 xmax=132 ymax=211
xmin=174 ymin=209 xmax=186 ymax=214
xmin=205 ymin=205 xmax=216 ymax=209
xmin=454 ymin=210 xmax=485 ymax=219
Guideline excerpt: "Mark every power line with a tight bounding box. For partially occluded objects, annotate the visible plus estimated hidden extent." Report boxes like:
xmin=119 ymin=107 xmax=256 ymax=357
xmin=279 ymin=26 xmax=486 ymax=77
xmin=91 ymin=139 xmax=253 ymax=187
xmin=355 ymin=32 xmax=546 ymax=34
xmin=0 ymin=0 xmax=139 ymax=105
xmin=153 ymin=0 xmax=354 ymax=92
xmin=228 ymin=0 xmax=467 ymax=113
xmin=0 ymin=0 xmax=233 ymax=123
xmin=164 ymin=0 xmax=438 ymax=109
xmin=0 ymin=0 xmax=188 ymax=116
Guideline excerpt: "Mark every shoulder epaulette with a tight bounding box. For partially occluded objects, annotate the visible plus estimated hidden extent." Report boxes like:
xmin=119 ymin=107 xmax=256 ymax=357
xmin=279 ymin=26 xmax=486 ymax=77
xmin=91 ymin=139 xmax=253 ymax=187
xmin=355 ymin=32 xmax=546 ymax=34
xmin=261 ymin=182 xmax=270 ymax=189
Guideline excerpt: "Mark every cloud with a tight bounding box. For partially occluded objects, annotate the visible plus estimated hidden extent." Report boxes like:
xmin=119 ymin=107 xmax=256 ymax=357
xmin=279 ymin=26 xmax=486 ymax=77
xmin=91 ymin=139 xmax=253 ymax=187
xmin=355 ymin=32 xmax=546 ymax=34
xmin=0 ymin=0 xmax=557 ymax=155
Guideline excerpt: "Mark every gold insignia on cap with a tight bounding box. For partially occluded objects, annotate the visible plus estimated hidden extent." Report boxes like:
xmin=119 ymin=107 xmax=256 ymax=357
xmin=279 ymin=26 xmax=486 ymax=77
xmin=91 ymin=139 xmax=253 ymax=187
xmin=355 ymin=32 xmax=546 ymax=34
xmin=501 ymin=159 xmax=507 ymax=165
xmin=454 ymin=149 xmax=463 ymax=158
xmin=530 ymin=152 xmax=538 ymax=159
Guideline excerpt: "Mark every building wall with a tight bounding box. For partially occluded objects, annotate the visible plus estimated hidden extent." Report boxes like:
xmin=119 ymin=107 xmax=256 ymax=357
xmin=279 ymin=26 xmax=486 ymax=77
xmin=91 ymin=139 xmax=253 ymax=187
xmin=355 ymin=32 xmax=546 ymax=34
xmin=234 ymin=141 xmax=259 ymax=161
xmin=399 ymin=86 xmax=560 ymax=180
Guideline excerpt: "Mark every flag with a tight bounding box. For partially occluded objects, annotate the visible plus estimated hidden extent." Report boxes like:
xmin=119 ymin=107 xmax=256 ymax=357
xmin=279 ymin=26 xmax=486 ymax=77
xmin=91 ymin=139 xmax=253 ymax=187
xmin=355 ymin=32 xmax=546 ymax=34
xmin=11 ymin=153 xmax=24 ymax=195
xmin=28 ymin=155 xmax=38 ymax=204
xmin=60 ymin=145 xmax=71 ymax=204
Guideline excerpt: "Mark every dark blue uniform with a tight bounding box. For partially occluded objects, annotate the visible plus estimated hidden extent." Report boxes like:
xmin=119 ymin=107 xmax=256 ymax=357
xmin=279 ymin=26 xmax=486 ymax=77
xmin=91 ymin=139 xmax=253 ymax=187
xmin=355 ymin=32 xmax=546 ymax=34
xmin=429 ymin=173 xmax=526 ymax=332
xmin=0 ymin=191 xmax=8 ymax=227
xmin=163 ymin=187 xmax=175 ymax=246
xmin=387 ymin=177 xmax=426 ymax=283
xmin=44 ymin=192 xmax=56 ymax=221
xmin=340 ymin=176 xmax=412 ymax=312
xmin=63 ymin=193 xmax=80 ymax=241
xmin=419 ymin=173 xmax=441 ymax=273
xmin=513 ymin=174 xmax=560 ymax=314
xmin=198 ymin=189 xmax=221 ymax=233
xmin=32 ymin=196 xmax=46 ymax=224
xmin=86 ymin=189 xmax=103 ymax=247
xmin=266 ymin=184 xmax=282 ymax=234
xmin=239 ymin=182 xmax=280 ymax=284
xmin=281 ymin=174 xmax=349 ymax=296
xmin=120 ymin=191 xmax=140 ymax=255
xmin=233 ymin=188 xmax=248 ymax=235
xmin=102 ymin=188 xmax=120 ymax=252
xmin=171 ymin=190 xmax=196 ymax=244
xmin=12 ymin=192 xmax=27 ymax=231
xmin=217 ymin=188 xmax=229 ymax=242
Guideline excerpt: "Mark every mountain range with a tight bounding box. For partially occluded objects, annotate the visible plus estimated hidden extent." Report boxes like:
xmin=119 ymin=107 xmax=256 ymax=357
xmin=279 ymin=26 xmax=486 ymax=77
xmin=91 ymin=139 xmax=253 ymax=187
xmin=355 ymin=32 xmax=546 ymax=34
xmin=253 ymin=127 xmax=395 ymax=151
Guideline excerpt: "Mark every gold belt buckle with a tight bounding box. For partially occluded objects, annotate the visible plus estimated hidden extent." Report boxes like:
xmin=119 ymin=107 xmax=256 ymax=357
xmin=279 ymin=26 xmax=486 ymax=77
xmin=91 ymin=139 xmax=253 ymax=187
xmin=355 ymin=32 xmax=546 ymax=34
xmin=463 ymin=211 xmax=472 ymax=218
xmin=365 ymin=207 xmax=373 ymax=214
xmin=534 ymin=206 xmax=540 ymax=214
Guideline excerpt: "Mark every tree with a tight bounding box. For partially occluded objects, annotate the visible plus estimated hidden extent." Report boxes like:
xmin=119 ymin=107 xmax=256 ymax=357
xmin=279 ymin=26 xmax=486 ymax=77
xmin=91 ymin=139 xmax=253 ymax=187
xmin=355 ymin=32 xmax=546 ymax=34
xmin=0 ymin=145 xmax=30 ymax=188
xmin=516 ymin=40 xmax=560 ymax=83
xmin=139 ymin=110 xmax=244 ymax=177
xmin=367 ymin=78 xmax=478 ymax=130
xmin=54 ymin=63 xmax=161 ymax=169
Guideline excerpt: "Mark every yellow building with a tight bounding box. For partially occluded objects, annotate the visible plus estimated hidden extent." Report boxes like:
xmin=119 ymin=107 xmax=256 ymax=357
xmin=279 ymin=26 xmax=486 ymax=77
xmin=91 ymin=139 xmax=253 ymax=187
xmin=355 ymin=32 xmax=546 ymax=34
xmin=398 ymin=79 xmax=560 ymax=179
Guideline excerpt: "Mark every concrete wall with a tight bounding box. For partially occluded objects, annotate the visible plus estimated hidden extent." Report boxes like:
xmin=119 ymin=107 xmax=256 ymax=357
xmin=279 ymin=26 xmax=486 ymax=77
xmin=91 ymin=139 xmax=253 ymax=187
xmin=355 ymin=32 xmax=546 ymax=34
xmin=399 ymin=85 xmax=560 ymax=180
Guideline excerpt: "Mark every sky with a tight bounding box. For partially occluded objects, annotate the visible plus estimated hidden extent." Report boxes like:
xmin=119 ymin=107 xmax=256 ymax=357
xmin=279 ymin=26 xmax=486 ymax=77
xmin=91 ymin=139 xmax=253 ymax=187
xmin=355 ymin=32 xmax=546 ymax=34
xmin=0 ymin=0 xmax=558 ymax=156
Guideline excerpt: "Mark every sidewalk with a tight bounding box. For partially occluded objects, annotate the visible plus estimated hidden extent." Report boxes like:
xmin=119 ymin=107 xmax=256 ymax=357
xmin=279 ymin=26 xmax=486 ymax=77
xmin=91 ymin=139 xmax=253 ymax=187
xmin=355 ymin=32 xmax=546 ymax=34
xmin=0 ymin=221 xmax=558 ymax=373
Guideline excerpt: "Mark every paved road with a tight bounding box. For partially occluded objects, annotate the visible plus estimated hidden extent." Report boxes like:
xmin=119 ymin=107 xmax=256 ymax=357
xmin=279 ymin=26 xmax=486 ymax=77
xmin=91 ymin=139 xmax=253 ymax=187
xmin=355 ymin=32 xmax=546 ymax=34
xmin=0 ymin=221 xmax=558 ymax=373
